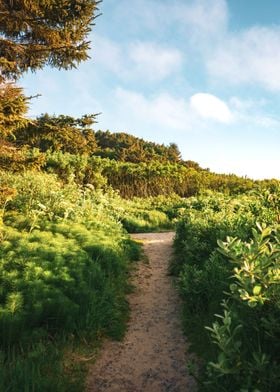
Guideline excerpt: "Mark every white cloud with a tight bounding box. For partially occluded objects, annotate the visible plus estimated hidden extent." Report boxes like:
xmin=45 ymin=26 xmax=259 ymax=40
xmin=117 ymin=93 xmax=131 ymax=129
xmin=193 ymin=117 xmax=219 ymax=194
xmin=92 ymin=35 xmax=123 ymax=75
xmin=103 ymin=88 xmax=234 ymax=138
xmin=115 ymin=0 xmax=280 ymax=93
xmin=228 ymin=97 xmax=280 ymax=128
xmin=206 ymin=26 xmax=280 ymax=91
xmin=129 ymin=42 xmax=183 ymax=81
xmin=93 ymin=34 xmax=183 ymax=82
xmin=112 ymin=0 xmax=228 ymax=40
xmin=115 ymin=88 xmax=191 ymax=131
xmin=190 ymin=93 xmax=233 ymax=123
xmin=175 ymin=0 xmax=228 ymax=40
xmin=229 ymin=97 xmax=267 ymax=111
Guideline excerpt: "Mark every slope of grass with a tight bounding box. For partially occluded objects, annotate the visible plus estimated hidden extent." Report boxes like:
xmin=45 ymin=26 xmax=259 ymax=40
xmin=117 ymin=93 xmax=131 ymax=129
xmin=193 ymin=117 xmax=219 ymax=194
xmin=0 ymin=171 xmax=141 ymax=391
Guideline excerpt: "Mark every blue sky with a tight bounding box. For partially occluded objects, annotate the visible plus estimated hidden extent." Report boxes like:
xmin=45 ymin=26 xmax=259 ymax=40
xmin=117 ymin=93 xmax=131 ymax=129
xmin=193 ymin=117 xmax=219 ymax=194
xmin=20 ymin=0 xmax=280 ymax=179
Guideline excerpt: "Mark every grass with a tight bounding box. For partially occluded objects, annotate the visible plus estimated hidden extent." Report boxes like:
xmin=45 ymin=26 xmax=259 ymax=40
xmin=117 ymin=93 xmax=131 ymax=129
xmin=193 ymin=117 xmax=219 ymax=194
xmin=0 ymin=171 xmax=143 ymax=391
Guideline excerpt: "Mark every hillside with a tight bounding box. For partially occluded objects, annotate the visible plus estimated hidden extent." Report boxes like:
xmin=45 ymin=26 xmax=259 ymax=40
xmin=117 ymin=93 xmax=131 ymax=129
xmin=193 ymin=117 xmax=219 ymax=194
xmin=2 ymin=113 xmax=277 ymax=199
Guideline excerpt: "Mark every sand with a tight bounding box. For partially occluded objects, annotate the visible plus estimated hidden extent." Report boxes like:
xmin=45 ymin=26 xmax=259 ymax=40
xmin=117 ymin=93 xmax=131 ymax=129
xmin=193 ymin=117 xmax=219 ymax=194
xmin=86 ymin=232 xmax=196 ymax=392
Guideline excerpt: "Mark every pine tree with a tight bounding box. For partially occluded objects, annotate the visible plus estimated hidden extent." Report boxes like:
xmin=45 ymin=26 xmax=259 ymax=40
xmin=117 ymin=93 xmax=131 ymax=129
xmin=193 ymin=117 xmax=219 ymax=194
xmin=0 ymin=83 xmax=29 ymax=138
xmin=15 ymin=113 xmax=98 ymax=153
xmin=0 ymin=0 xmax=100 ymax=82
xmin=0 ymin=1 xmax=100 ymax=141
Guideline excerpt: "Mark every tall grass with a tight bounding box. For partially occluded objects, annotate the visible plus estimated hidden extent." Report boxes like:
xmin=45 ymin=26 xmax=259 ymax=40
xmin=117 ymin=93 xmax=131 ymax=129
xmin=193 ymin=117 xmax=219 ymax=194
xmin=0 ymin=171 xmax=141 ymax=391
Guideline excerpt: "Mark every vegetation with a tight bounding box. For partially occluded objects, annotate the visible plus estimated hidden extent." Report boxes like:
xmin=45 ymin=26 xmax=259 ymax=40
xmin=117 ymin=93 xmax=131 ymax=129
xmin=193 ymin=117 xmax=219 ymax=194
xmin=1 ymin=1 xmax=279 ymax=390
xmin=172 ymin=190 xmax=280 ymax=391
xmin=93 ymin=130 xmax=182 ymax=163
xmin=0 ymin=0 xmax=100 ymax=82
xmin=0 ymin=0 xmax=100 ymax=148
xmin=1 ymin=166 xmax=279 ymax=390
xmin=0 ymin=171 xmax=142 ymax=391
xmin=4 ymin=119 xmax=264 ymax=199
xmin=0 ymin=84 xmax=29 ymax=140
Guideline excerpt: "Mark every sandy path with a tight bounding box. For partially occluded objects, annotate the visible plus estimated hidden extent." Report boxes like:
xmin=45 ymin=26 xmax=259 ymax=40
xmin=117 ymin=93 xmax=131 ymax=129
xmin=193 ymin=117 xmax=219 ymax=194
xmin=86 ymin=232 xmax=196 ymax=392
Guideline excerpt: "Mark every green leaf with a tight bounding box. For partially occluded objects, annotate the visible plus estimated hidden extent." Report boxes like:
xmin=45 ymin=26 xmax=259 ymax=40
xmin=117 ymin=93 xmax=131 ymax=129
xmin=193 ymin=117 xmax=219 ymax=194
xmin=217 ymin=239 xmax=225 ymax=249
xmin=253 ymin=285 xmax=262 ymax=295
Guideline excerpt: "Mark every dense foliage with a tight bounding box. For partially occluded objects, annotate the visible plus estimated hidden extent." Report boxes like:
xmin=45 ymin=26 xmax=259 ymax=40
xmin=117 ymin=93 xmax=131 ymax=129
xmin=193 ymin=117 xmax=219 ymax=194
xmin=2 ymin=108 xmax=278 ymax=199
xmin=0 ymin=0 xmax=99 ymax=82
xmin=0 ymin=84 xmax=29 ymax=140
xmin=14 ymin=114 xmax=99 ymax=154
xmin=0 ymin=171 xmax=141 ymax=391
xmin=1 ymin=108 xmax=279 ymax=390
xmin=1 ymin=146 xmax=261 ymax=199
xmin=14 ymin=117 xmax=182 ymax=163
xmin=94 ymin=130 xmax=182 ymax=163
xmin=172 ymin=190 xmax=280 ymax=391
xmin=0 ymin=0 xmax=100 ymax=160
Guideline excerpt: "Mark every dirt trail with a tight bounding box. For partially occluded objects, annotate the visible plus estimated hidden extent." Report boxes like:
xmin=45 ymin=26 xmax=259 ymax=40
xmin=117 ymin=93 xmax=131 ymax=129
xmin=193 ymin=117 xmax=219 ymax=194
xmin=86 ymin=232 xmax=196 ymax=392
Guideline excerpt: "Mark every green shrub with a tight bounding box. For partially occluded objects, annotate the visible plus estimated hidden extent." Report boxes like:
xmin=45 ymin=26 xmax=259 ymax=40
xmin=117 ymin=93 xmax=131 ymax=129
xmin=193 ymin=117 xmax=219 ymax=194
xmin=203 ymin=225 xmax=280 ymax=391
xmin=174 ymin=190 xmax=280 ymax=391
xmin=0 ymin=171 xmax=140 ymax=390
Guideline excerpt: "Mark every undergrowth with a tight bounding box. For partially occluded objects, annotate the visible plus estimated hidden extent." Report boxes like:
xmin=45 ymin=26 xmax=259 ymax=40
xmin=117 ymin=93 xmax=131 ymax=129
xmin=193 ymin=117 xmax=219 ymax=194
xmin=0 ymin=171 xmax=141 ymax=391
xmin=172 ymin=190 xmax=280 ymax=391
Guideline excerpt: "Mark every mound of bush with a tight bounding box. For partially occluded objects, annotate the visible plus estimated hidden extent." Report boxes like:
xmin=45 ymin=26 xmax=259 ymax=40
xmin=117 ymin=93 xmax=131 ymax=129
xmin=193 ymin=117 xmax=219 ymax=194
xmin=0 ymin=171 xmax=140 ymax=391
xmin=172 ymin=190 xmax=280 ymax=391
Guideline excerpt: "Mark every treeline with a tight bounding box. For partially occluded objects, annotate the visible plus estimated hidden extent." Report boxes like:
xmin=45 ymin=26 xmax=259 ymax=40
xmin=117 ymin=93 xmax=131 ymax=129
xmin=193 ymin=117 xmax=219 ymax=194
xmin=0 ymin=146 xmax=259 ymax=198
xmin=5 ymin=113 xmax=183 ymax=164
xmin=2 ymin=113 xmax=278 ymax=198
